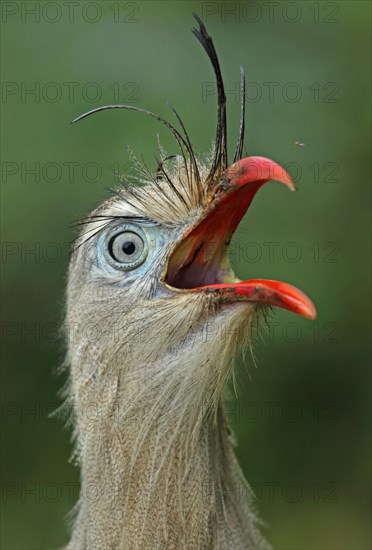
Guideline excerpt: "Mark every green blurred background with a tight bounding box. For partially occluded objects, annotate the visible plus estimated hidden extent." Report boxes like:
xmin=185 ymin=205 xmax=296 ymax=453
xmin=1 ymin=1 xmax=370 ymax=548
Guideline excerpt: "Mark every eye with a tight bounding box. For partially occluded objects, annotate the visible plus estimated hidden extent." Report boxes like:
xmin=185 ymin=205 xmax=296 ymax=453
xmin=109 ymin=231 xmax=144 ymax=263
xmin=105 ymin=226 xmax=148 ymax=270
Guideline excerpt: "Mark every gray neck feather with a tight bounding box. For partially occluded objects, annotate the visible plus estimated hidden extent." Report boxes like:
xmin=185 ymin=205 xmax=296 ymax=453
xmin=65 ymin=287 xmax=269 ymax=549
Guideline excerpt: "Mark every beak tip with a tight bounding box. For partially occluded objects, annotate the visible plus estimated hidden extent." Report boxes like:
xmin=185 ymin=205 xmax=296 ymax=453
xmin=299 ymin=299 xmax=317 ymax=320
xmin=280 ymin=172 xmax=296 ymax=192
xmin=306 ymin=307 xmax=317 ymax=320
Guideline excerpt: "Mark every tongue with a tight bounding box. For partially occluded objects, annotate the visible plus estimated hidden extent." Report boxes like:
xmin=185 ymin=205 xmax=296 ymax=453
xmin=190 ymin=278 xmax=317 ymax=319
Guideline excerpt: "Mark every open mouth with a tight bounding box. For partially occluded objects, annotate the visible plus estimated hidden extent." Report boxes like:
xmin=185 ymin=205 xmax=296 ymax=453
xmin=164 ymin=156 xmax=316 ymax=320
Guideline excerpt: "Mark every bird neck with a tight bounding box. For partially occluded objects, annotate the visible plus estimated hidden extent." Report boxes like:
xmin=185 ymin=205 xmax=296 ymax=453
xmin=68 ymin=395 xmax=263 ymax=549
xmin=66 ymin=301 xmax=267 ymax=549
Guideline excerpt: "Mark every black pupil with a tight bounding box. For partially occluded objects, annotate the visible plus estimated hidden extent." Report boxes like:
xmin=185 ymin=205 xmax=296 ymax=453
xmin=122 ymin=241 xmax=136 ymax=255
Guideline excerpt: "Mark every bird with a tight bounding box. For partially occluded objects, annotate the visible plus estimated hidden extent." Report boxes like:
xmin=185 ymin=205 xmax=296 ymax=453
xmin=64 ymin=13 xmax=316 ymax=550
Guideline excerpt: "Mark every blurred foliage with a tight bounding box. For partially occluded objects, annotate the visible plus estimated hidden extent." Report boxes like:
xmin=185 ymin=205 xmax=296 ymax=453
xmin=1 ymin=1 xmax=370 ymax=549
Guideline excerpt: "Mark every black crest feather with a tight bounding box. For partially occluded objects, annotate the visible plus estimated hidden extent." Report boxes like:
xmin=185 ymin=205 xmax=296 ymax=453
xmin=72 ymin=14 xmax=247 ymax=198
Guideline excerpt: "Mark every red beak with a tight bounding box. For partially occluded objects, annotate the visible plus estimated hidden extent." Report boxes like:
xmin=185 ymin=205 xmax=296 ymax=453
xmin=165 ymin=156 xmax=316 ymax=320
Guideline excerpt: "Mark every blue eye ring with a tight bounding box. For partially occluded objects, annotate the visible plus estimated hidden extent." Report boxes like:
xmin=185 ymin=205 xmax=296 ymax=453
xmin=103 ymin=223 xmax=148 ymax=271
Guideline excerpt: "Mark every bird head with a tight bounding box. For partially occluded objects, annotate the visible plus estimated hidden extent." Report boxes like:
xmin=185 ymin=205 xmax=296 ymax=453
xmin=66 ymin=14 xmax=316 ymax=426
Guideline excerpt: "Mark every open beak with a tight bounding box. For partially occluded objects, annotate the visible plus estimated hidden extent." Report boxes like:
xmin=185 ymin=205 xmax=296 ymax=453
xmin=164 ymin=156 xmax=316 ymax=320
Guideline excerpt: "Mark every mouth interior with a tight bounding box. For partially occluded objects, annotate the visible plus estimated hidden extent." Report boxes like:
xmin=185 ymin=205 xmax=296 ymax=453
xmin=165 ymin=185 xmax=255 ymax=290
xmin=165 ymin=235 xmax=237 ymax=289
